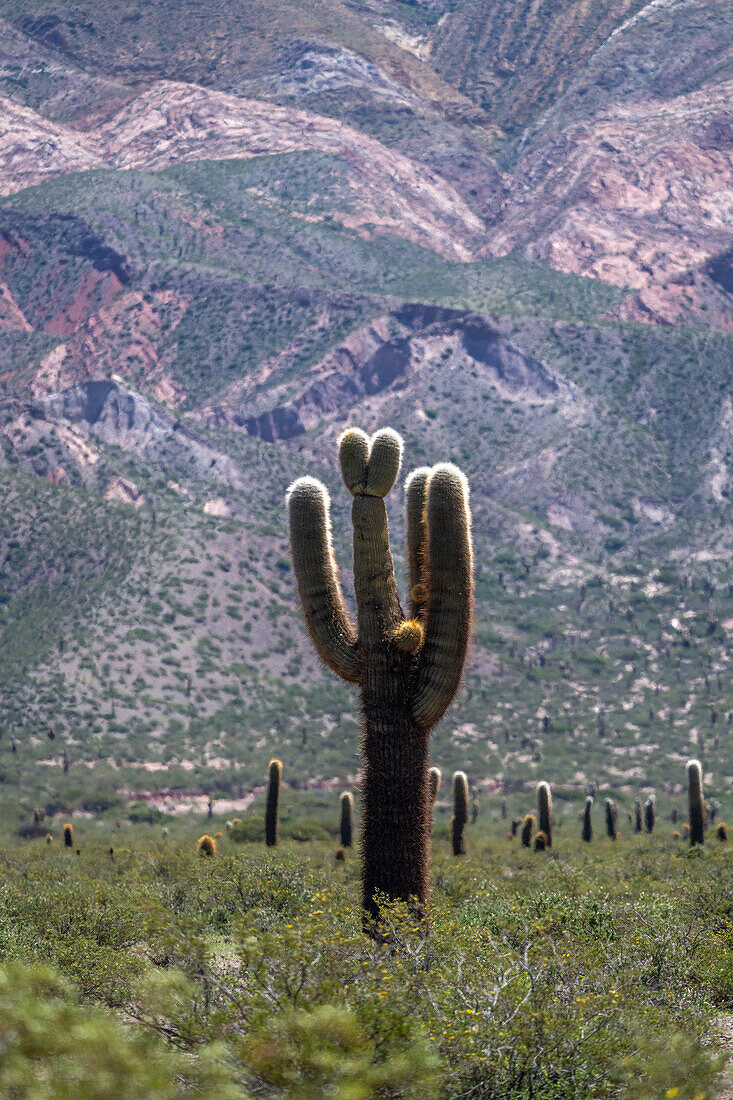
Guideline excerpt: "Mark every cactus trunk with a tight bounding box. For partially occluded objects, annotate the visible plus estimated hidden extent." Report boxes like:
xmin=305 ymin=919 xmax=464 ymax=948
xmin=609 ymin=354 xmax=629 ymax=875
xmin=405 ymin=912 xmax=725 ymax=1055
xmin=537 ymin=782 xmax=552 ymax=847
xmin=265 ymin=759 xmax=282 ymax=847
xmin=687 ymin=759 xmax=705 ymax=845
xmin=339 ymin=792 xmax=354 ymax=848
xmin=451 ymin=771 xmax=469 ymax=856
xmin=361 ymin=712 xmax=431 ymax=916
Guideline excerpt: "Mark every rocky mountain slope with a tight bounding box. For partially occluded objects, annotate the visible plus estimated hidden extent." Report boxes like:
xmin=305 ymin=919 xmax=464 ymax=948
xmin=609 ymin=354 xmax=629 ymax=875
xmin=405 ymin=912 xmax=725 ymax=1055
xmin=0 ymin=0 xmax=730 ymax=821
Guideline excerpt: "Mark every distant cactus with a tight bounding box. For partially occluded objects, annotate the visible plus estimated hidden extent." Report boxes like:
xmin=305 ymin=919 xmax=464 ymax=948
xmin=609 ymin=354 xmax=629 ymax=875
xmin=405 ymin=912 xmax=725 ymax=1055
xmin=604 ymin=799 xmax=618 ymax=840
xmin=521 ymin=813 xmax=535 ymax=848
xmin=214 ymin=831 xmax=223 ymax=839
xmin=687 ymin=760 xmax=705 ymax=845
xmin=33 ymin=807 xmax=44 ymax=825
xmin=197 ymin=834 xmax=216 ymax=857
xmin=511 ymin=817 xmax=521 ymax=836
xmin=582 ymin=796 xmax=593 ymax=843
xmin=266 ymin=759 xmax=282 ymax=847
xmin=63 ymin=823 xmax=73 ymax=848
xmin=471 ymin=788 xmax=479 ymax=824
xmin=534 ymin=830 xmax=548 ymax=851
xmin=644 ymin=794 xmax=656 ymax=834
xmin=340 ymin=792 xmax=354 ymax=848
xmin=537 ymin=782 xmax=552 ymax=847
xmin=335 ymin=847 xmax=346 ymax=861
xmin=288 ymin=428 xmax=473 ymax=918
xmin=162 ymin=827 xmax=169 ymax=839
xmin=451 ymin=771 xmax=469 ymax=856
xmin=634 ymin=799 xmax=642 ymax=833
xmin=682 ymin=823 xmax=690 ymax=840
xmin=428 ymin=766 xmax=441 ymax=805
xmin=45 ymin=833 xmax=53 ymax=845
xmin=717 ymin=823 xmax=727 ymax=842
xmin=672 ymin=830 xmax=681 ymax=840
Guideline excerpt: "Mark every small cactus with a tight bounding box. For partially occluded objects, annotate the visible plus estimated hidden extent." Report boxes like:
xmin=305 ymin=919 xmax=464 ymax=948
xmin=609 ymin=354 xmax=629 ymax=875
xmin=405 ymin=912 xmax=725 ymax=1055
xmin=717 ymin=823 xmax=727 ymax=842
xmin=534 ymin=830 xmax=548 ymax=851
xmin=339 ymin=792 xmax=354 ymax=848
xmin=682 ymin=823 xmax=691 ymax=840
xmin=428 ymin=766 xmax=441 ymax=805
xmin=634 ymin=798 xmax=642 ymax=833
xmin=604 ymin=798 xmax=618 ymax=840
xmin=63 ymin=823 xmax=73 ymax=848
xmin=511 ymin=816 xmax=521 ymax=836
xmin=672 ymin=830 xmax=681 ymax=840
xmin=687 ymin=759 xmax=705 ymax=845
xmin=582 ymin=796 xmax=593 ymax=843
xmin=644 ymin=794 xmax=656 ymax=834
xmin=197 ymin=834 xmax=216 ymax=857
xmin=45 ymin=833 xmax=53 ymax=845
xmin=335 ymin=847 xmax=346 ymax=862
xmin=451 ymin=771 xmax=469 ymax=856
xmin=537 ymin=781 xmax=552 ymax=847
xmin=265 ymin=758 xmax=282 ymax=848
xmin=521 ymin=813 xmax=535 ymax=848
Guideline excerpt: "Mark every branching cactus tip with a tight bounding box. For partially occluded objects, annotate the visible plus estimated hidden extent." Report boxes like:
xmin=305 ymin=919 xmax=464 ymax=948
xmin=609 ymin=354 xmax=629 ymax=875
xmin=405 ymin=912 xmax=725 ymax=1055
xmin=287 ymin=427 xmax=473 ymax=918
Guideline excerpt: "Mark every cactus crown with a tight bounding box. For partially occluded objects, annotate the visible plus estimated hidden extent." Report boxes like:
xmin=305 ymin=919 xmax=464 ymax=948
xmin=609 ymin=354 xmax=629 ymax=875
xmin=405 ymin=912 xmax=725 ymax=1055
xmin=428 ymin=766 xmax=441 ymax=803
xmin=287 ymin=429 xmax=473 ymax=731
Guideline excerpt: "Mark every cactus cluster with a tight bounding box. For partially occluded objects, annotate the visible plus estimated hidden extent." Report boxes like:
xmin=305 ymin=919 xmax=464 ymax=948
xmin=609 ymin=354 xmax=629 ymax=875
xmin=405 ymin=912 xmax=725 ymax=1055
xmin=288 ymin=427 xmax=473 ymax=918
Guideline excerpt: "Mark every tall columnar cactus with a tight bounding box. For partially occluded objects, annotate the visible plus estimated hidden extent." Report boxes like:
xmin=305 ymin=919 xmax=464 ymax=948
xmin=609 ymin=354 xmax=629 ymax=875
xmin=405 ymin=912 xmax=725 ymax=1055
xmin=451 ymin=771 xmax=469 ymax=856
xmin=537 ymin=781 xmax=552 ymax=847
xmin=634 ymin=798 xmax=642 ymax=833
xmin=340 ymin=792 xmax=354 ymax=848
xmin=288 ymin=428 xmax=473 ymax=917
xmin=604 ymin=798 xmax=618 ymax=840
xmin=582 ymin=796 xmax=593 ymax=843
xmin=428 ymin=766 xmax=441 ymax=805
xmin=644 ymin=794 xmax=656 ymax=834
xmin=521 ymin=813 xmax=535 ymax=848
xmin=687 ymin=759 xmax=705 ymax=845
xmin=63 ymin=823 xmax=73 ymax=848
xmin=265 ymin=758 xmax=282 ymax=848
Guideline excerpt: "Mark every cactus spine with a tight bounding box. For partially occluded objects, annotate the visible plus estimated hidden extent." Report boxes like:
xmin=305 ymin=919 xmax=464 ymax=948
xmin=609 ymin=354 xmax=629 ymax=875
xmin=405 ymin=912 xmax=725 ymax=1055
xmin=537 ymin=781 xmax=552 ymax=847
xmin=644 ymin=794 xmax=655 ymax=833
xmin=582 ymin=796 xmax=593 ymax=842
xmin=428 ymin=766 xmax=441 ymax=805
xmin=634 ymin=798 xmax=642 ymax=833
xmin=265 ymin=759 xmax=282 ymax=848
xmin=339 ymin=792 xmax=354 ymax=848
xmin=451 ymin=771 xmax=469 ymax=856
xmin=288 ymin=429 xmax=473 ymax=918
xmin=63 ymin=823 xmax=73 ymax=848
xmin=604 ymin=798 xmax=618 ymax=840
xmin=521 ymin=813 xmax=535 ymax=848
xmin=687 ymin=759 xmax=705 ymax=845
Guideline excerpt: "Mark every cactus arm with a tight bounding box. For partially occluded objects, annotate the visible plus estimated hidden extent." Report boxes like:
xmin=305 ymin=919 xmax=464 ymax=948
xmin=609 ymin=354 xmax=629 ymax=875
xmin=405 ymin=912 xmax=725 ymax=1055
xmin=342 ymin=429 xmax=405 ymax=649
xmin=287 ymin=476 xmax=363 ymax=684
xmin=352 ymin=495 xmax=403 ymax=648
xmin=404 ymin=467 xmax=431 ymax=620
xmin=413 ymin=464 xmax=473 ymax=730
